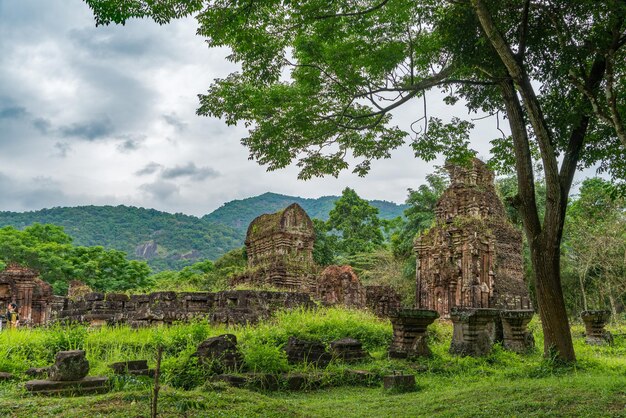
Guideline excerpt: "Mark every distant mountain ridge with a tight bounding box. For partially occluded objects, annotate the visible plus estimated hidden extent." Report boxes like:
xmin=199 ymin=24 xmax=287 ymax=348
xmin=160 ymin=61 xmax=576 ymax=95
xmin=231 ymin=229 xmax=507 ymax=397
xmin=203 ymin=192 xmax=408 ymax=234
xmin=0 ymin=192 xmax=408 ymax=272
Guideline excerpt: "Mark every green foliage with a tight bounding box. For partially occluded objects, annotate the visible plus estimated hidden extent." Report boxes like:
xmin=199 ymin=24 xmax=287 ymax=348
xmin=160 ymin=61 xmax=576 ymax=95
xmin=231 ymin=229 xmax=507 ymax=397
xmin=241 ymin=344 xmax=289 ymax=374
xmin=0 ymin=205 xmax=242 ymax=272
xmin=150 ymin=248 xmax=246 ymax=292
xmin=162 ymin=348 xmax=213 ymax=390
xmin=327 ymin=188 xmax=384 ymax=257
xmin=0 ymin=224 xmax=153 ymax=294
xmin=391 ymin=172 xmax=447 ymax=260
xmin=84 ymin=0 xmax=626 ymax=361
xmin=311 ymin=219 xmax=338 ymax=267
xmin=561 ymin=178 xmax=626 ymax=315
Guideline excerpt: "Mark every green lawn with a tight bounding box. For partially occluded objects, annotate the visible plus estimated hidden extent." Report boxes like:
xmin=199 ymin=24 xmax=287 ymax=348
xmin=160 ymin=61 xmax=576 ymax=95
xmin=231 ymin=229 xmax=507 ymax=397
xmin=0 ymin=310 xmax=624 ymax=417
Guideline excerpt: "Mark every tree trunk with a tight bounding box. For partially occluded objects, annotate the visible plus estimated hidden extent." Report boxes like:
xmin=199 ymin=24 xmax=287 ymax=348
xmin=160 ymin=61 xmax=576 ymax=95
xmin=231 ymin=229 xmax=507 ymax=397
xmin=529 ymin=235 xmax=576 ymax=362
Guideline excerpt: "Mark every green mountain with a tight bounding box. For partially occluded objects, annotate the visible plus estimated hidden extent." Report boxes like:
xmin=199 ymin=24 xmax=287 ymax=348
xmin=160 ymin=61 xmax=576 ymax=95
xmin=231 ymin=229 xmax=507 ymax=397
xmin=203 ymin=192 xmax=408 ymax=234
xmin=0 ymin=193 xmax=407 ymax=272
xmin=0 ymin=205 xmax=241 ymax=272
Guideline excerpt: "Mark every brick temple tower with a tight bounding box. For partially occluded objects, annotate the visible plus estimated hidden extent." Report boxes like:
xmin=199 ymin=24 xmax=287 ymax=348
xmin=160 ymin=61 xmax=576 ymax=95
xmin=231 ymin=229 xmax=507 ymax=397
xmin=414 ymin=159 xmax=531 ymax=317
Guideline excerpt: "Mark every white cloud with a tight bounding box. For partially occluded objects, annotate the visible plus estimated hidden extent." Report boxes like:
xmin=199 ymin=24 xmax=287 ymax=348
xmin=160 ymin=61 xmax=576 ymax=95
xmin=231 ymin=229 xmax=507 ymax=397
xmin=0 ymin=0 xmax=600 ymax=218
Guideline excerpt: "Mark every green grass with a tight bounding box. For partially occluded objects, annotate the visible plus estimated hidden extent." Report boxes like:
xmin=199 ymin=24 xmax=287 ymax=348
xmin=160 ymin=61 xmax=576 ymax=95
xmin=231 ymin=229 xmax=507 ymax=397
xmin=0 ymin=309 xmax=624 ymax=417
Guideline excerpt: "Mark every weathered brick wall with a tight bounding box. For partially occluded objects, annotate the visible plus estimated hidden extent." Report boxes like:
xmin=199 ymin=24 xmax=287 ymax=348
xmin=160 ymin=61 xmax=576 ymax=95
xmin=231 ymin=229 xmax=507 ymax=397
xmin=0 ymin=264 xmax=53 ymax=326
xmin=56 ymin=289 xmax=314 ymax=327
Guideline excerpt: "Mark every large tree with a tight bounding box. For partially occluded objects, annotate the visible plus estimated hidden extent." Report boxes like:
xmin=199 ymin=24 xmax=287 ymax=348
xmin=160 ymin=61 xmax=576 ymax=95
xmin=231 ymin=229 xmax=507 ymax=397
xmin=327 ymin=187 xmax=384 ymax=256
xmin=85 ymin=0 xmax=626 ymax=361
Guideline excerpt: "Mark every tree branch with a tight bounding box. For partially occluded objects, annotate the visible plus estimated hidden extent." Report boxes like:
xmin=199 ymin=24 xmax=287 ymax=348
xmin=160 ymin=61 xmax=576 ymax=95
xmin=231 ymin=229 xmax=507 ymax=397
xmin=313 ymin=0 xmax=391 ymax=20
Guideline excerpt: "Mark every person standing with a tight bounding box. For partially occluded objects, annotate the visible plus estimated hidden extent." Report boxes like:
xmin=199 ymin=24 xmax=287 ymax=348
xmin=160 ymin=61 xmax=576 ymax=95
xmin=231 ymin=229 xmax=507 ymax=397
xmin=6 ymin=303 xmax=19 ymax=329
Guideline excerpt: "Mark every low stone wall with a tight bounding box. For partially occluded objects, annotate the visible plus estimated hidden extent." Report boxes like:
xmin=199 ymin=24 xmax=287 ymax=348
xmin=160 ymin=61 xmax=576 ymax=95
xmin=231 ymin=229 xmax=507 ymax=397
xmin=57 ymin=289 xmax=314 ymax=327
xmin=365 ymin=285 xmax=402 ymax=317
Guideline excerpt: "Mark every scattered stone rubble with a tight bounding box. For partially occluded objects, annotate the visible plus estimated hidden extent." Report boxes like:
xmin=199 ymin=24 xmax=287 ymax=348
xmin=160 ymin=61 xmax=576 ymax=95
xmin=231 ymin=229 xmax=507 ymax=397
xmin=285 ymin=337 xmax=332 ymax=367
xmin=109 ymin=360 xmax=154 ymax=377
xmin=25 ymin=350 xmax=108 ymax=396
xmin=581 ymin=310 xmax=613 ymax=345
xmin=194 ymin=334 xmax=243 ymax=372
xmin=330 ymin=338 xmax=370 ymax=363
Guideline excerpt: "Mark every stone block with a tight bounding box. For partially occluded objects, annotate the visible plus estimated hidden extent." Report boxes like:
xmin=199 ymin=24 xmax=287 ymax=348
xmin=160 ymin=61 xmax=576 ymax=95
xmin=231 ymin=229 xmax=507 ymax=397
xmin=109 ymin=360 xmax=154 ymax=377
xmin=330 ymin=338 xmax=370 ymax=363
xmin=195 ymin=334 xmax=243 ymax=371
xmin=84 ymin=292 xmax=104 ymax=302
xmin=285 ymin=337 xmax=331 ymax=367
xmin=0 ymin=372 xmax=14 ymax=381
xmin=388 ymin=309 xmax=439 ymax=358
xmin=500 ymin=310 xmax=535 ymax=353
xmin=345 ymin=369 xmax=377 ymax=386
xmin=25 ymin=376 xmax=109 ymax=396
xmin=581 ymin=310 xmax=613 ymax=345
xmin=449 ymin=308 xmax=499 ymax=356
xmin=283 ymin=373 xmax=307 ymax=391
xmin=211 ymin=374 xmax=247 ymax=388
xmin=25 ymin=367 xmax=49 ymax=379
xmin=48 ymin=350 xmax=90 ymax=381
xmin=105 ymin=293 xmax=130 ymax=302
xmin=383 ymin=374 xmax=415 ymax=392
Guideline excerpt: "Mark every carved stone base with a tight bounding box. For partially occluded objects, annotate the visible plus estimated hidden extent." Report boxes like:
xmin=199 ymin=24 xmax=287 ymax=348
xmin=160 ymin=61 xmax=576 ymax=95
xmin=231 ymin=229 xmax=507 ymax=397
xmin=581 ymin=310 xmax=613 ymax=345
xmin=388 ymin=309 xmax=439 ymax=358
xmin=449 ymin=308 xmax=499 ymax=356
xmin=500 ymin=310 xmax=535 ymax=353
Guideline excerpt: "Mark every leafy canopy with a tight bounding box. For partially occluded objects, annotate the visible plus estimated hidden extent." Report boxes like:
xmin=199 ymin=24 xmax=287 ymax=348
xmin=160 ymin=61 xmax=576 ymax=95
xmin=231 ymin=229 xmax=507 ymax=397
xmin=84 ymin=0 xmax=626 ymax=180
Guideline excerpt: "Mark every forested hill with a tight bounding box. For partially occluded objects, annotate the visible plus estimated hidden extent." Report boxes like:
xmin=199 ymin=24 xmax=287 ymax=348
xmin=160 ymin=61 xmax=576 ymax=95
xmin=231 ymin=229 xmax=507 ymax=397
xmin=203 ymin=192 xmax=408 ymax=234
xmin=0 ymin=193 xmax=407 ymax=272
xmin=0 ymin=205 xmax=241 ymax=272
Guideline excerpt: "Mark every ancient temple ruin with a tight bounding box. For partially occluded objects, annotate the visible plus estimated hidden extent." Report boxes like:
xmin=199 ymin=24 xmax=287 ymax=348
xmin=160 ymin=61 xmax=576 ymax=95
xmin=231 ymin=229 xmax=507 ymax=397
xmin=414 ymin=158 xmax=531 ymax=317
xmin=0 ymin=264 xmax=53 ymax=325
xmin=231 ymin=203 xmax=318 ymax=291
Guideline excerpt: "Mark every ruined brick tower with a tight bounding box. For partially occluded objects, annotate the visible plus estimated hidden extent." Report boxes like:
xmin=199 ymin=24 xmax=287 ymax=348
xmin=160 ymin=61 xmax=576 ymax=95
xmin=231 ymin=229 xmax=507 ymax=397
xmin=414 ymin=159 xmax=531 ymax=317
xmin=231 ymin=203 xmax=317 ymax=291
xmin=0 ymin=264 xmax=53 ymax=325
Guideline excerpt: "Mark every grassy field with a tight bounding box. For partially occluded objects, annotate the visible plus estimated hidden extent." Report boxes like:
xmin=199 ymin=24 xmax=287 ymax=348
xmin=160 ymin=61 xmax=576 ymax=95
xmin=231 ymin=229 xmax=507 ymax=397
xmin=0 ymin=309 xmax=624 ymax=417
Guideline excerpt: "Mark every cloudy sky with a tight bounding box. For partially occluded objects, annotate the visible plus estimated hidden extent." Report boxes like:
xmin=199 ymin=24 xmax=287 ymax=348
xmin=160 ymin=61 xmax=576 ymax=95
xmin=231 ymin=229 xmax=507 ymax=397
xmin=0 ymin=0 xmax=530 ymax=216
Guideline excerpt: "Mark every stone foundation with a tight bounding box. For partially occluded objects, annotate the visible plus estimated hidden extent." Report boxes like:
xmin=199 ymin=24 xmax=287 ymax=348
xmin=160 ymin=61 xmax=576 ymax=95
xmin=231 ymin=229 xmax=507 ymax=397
xmin=25 ymin=350 xmax=108 ymax=396
xmin=58 ymin=289 xmax=314 ymax=327
xmin=449 ymin=308 xmax=499 ymax=356
xmin=581 ymin=310 xmax=613 ymax=345
xmin=388 ymin=309 xmax=439 ymax=358
xmin=500 ymin=310 xmax=535 ymax=353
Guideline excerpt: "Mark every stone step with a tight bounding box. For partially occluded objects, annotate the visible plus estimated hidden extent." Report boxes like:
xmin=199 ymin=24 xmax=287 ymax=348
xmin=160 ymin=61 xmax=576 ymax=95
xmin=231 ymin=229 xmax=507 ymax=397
xmin=25 ymin=376 xmax=109 ymax=396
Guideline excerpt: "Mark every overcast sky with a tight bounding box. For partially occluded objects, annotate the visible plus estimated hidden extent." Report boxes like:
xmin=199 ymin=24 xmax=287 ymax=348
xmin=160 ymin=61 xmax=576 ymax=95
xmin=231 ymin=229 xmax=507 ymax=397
xmin=0 ymin=0 xmax=568 ymax=216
